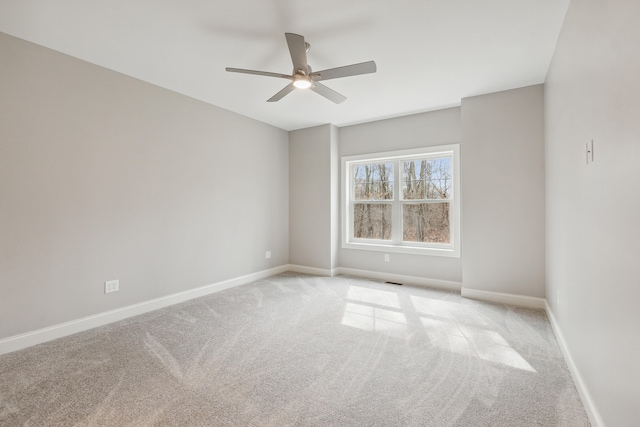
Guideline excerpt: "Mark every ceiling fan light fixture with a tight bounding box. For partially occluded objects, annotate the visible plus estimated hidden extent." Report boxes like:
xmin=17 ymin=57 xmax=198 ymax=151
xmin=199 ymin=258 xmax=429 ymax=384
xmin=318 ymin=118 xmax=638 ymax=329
xmin=292 ymin=75 xmax=312 ymax=89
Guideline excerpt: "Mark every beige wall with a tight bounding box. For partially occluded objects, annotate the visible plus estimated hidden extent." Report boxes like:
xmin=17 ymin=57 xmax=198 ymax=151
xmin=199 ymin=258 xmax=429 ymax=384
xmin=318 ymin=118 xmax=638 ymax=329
xmin=288 ymin=124 xmax=338 ymax=271
xmin=334 ymin=89 xmax=545 ymax=291
xmin=0 ymin=32 xmax=289 ymax=339
xmin=545 ymin=0 xmax=640 ymax=425
xmin=461 ymin=85 xmax=546 ymax=298
xmin=338 ymin=108 xmax=463 ymax=282
xmin=330 ymin=124 xmax=340 ymax=271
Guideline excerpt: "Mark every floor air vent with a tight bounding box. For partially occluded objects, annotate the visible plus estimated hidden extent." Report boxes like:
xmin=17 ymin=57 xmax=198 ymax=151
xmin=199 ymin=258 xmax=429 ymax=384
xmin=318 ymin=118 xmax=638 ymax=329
xmin=384 ymin=281 xmax=403 ymax=286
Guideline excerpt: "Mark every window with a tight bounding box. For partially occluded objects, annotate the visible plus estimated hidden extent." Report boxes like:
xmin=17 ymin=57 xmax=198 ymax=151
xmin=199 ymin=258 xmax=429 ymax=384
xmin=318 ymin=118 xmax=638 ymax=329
xmin=342 ymin=144 xmax=460 ymax=257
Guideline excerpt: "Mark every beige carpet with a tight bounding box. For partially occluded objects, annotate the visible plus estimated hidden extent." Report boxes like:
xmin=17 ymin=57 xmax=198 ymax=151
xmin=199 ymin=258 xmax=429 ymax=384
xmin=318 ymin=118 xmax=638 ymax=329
xmin=0 ymin=273 xmax=589 ymax=426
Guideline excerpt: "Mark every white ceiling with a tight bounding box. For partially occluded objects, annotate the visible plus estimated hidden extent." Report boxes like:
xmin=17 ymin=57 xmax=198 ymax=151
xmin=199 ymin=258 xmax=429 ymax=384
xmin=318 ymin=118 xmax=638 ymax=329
xmin=0 ymin=0 xmax=569 ymax=131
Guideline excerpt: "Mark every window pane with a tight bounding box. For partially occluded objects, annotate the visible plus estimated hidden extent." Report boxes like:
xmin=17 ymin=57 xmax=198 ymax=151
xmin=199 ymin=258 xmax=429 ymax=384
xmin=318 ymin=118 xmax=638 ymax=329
xmin=353 ymin=163 xmax=393 ymax=200
xmin=403 ymin=203 xmax=450 ymax=243
xmin=353 ymin=203 xmax=392 ymax=240
xmin=402 ymin=157 xmax=451 ymax=200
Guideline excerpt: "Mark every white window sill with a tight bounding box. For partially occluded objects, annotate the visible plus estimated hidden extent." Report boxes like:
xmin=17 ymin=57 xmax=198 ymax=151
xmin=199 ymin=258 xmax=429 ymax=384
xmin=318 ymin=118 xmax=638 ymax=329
xmin=342 ymin=241 xmax=460 ymax=258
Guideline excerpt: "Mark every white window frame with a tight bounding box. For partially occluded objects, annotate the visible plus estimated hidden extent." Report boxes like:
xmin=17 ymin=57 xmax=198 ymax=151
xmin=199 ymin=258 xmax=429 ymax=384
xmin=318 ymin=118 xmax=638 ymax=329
xmin=342 ymin=144 xmax=460 ymax=258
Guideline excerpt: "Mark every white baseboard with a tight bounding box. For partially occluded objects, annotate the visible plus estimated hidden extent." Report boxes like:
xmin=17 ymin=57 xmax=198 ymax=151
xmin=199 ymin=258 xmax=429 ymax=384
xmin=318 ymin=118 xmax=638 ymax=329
xmin=0 ymin=265 xmax=289 ymax=356
xmin=287 ymin=264 xmax=337 ymax=277
xmin=460 ymin=287 xmax=546 ymax=309
xmin=545 ymin=301 xmax=604 ymax=427
xmin=335 ymin=267 xmax=462 ymax=292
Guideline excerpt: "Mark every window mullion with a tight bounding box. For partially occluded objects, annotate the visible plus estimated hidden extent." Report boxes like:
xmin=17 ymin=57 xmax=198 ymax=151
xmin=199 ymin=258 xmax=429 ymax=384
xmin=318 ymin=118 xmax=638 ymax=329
xmin=392 ymin=160 xmax=402 ymax=245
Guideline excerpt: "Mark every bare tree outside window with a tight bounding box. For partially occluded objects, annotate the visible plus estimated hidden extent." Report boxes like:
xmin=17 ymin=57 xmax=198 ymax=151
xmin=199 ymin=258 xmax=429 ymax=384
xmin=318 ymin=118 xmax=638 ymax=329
xmin=402 ymin=157 xmax=451 ymax=243
xmin=353 ymin=163 xmax=392 ymax=239
xmin=354 ymin=204 xmax=392 ymax=239
xmin=403 ymin=203 xmax=450 ymax=243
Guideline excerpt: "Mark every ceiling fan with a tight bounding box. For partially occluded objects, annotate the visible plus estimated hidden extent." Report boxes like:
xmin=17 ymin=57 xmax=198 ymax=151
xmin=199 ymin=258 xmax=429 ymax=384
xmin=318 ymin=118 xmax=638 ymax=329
xmin=225 ymin=33 xmax=376 ymax=104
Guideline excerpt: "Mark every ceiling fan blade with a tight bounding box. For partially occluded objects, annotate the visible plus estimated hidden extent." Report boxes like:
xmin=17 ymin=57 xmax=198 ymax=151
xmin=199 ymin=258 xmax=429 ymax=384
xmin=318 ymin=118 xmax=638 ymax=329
xmin=225 ymin=67 xmax=292 ymax=79
xmin=310 ymin=82 xmax=347 ymax=104
xmin=311 ymin=61 xmax=377 ymax=81
xmin=285 ymin=33 xmax=308 ymax=73
xmin=267 ymin=83 xmax=296 ymax=102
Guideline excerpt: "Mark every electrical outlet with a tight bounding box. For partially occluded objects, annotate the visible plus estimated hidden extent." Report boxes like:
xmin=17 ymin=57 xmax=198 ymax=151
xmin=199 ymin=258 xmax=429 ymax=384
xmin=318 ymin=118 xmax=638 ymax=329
xmin=105 ymin=280 xmax=119 ymax=294
xmin=384 ymin=254 xmax=390 ymax=262
xmin=265 ymin=251 xmax=271 ymax=259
